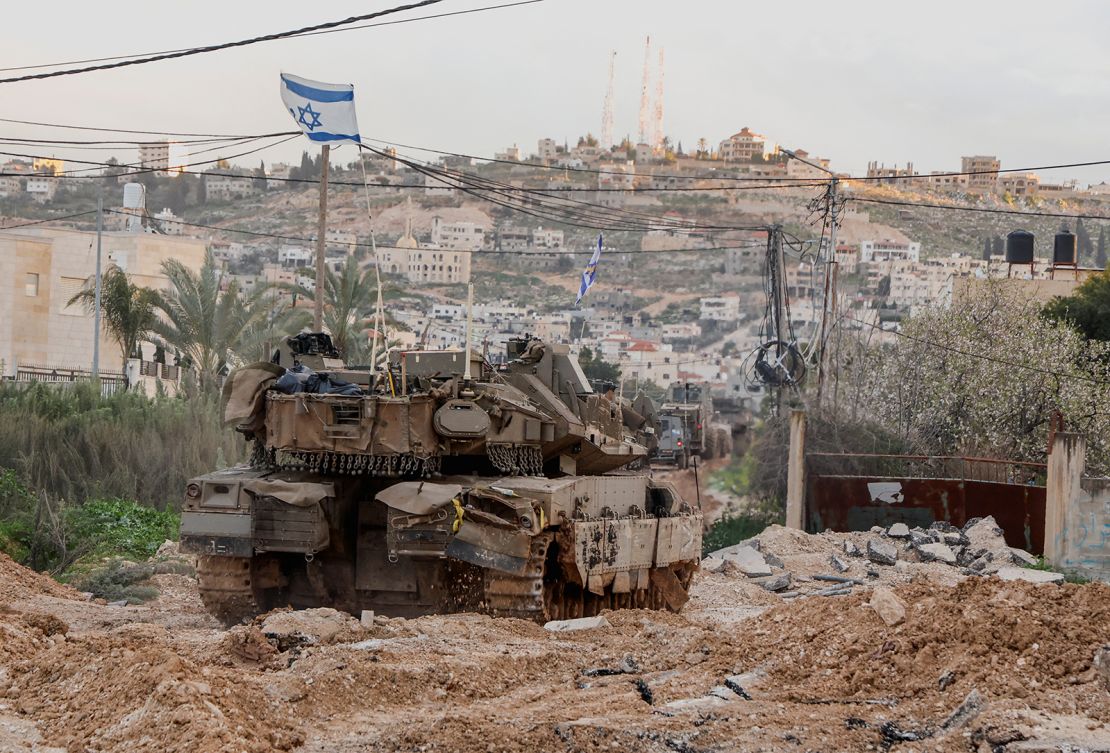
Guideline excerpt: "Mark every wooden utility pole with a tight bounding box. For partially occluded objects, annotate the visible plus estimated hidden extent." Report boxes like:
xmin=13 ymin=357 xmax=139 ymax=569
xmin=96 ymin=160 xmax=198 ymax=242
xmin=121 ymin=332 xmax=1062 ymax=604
xmin=313 ymin=144 xmax=330 ymax=331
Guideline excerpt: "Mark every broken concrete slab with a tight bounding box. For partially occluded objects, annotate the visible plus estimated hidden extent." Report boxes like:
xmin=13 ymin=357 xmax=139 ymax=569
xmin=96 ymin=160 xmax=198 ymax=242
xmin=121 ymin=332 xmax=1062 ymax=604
xmin=700 ymin=556 xmax=726 ymax=574
xmin=887 ymin=523 xmax=911 ymax=538
xmin=261 ymin=608 xmax=364 ymax=649
xmin=749 ymin=573 xmax=792 ymax=592
xmin=843 ymin=541 xmax=862 ymax=557
xmin=917 ymin=542 xmax=958 ymax=565
xmin=941 ymin=689 xmax=985 ymax=731
xmin=721 ymin=545 xmax=773 ymax=577
xmin=996 ymin=567 xmax=1064 ymax=584
xmin=829 ymin=555 xmax=850 ymax=573
xmin=544 ymin=615 xmax=612 ymax=632
xmin=867 ymin=539 xmax=898 ymax=566
xmin=1009 ymin=547 xmax=1039 ymax=567
xmin=707 ymin=685 xmax=744 ymax=701
xmin=908 ymin=530 xmax=935 ymax=547
xmin=359 ymin=610 xmax=375 ymax=628
xmin=1094 ymin=645 xmax=1110 ymax=692
xmin=868 ymin=586 xmax=906 ymax=626
xmin=964 ymin=515 xmax=1008 ymax=552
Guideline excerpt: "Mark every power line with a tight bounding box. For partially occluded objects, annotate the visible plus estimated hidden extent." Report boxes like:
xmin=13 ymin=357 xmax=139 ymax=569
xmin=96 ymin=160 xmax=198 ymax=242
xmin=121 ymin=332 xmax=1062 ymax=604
xmin=0 ymin=1 xmax=543 ymax=74
xmin=842 ymin=313 xmax=1110 ymax=387
xmin=0 ymin=131 xmax=296 ymax=146
xmin=0 ymin=211 xmax=97 ymax=230
xmin=0 ymin=117 xmax=293 ymax=139
xmin=850 ymin=196 xmax=1110 ymax=222
xmin=0 ymin=0 xmax=450 ymax=84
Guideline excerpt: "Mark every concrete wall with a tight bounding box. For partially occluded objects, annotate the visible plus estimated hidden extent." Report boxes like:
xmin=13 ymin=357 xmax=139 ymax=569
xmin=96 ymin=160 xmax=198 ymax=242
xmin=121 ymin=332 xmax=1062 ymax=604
xmin=1046 ymin=433 xmax=1110 ymax=581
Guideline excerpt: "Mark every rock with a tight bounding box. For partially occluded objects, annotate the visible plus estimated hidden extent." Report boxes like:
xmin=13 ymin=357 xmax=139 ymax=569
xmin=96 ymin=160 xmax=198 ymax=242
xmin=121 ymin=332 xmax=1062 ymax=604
xmin=722 ymin=546 xmax=773 ymax=578
xmin=941 ymin=689 xmax=985 ymax=731
xmin=964 ymin=516 xmax=1007 ymax=552
xmin=359 ymin=610 xmax=375 ymax=628
xmin=996 ymin=567 xmax=1064 ymax=584
xmin=763 ymin=552 xmax=785 ymax=569
xmin=701 ymin=556 xmax=727 ymax=574
xmin=887 ymin=523 xmax=911 ymax=538
xmin=957 ymin=546 xmax=985 ymax=567
xmin=867 ymin=539 xmax=898 ymax=566
xmin=930 ymin=521 xmax=958 ymax=533
xmin=943 ymin=531 xmax=970 ymax=547
xmin=843 ymin=541 xmax=862 ymax=557
xmin=106 ymin=599 xmax=128 ymax=608
xmin=917 ymin=542 xmax=958 ymax=565
xmin=868 ymin=586 xmax=906 ymax=626
xmin=1094 ymin=645 xmax=1110 ymax=692
xmin=866 ymin=567 xmax=880 ymax=579
xmin=750 ymin=573 xmax=792 ymax=592
xmin=829 ymin=555 xmax=850 ymax=573
xmin=261 ymin=608 xmax=363 ymax=647
xmin=969 ymin=553 xmax=995 ymax=573
xmin=707 ymin=685 xmax=743 ymax=701
xmin=938 ymin=670 xmax=956 ymax=691
xmin=544 ymin=615 xmax=611 ymax=632
xmin=723 ymin=674 xmax=754 ymax=700
xmin=908 ymin=530 xmax=935 ymax=547
xmin=155 ymin=539 xmax=179 ymax=557
xmin=870 ymin=526 xmax=885 ymax=534
xmin=1008 ymin=547 xmax=1038 ymax=567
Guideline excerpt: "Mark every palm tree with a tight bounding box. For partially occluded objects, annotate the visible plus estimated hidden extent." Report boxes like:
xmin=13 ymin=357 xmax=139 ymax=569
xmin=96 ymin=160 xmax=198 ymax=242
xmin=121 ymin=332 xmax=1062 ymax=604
xmin=285 ymin=256 xmax=381 ymax=360
xmin=68 ymin=266 xmax=159 ymax=378
xmin=152 ymin=250 xmax=275 ymax=392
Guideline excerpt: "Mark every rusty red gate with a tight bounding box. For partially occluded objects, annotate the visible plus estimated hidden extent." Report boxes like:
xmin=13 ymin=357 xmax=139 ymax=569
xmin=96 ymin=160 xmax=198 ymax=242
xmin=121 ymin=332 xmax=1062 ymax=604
xmin=805 ymin=453 xmax=1047 ymax=554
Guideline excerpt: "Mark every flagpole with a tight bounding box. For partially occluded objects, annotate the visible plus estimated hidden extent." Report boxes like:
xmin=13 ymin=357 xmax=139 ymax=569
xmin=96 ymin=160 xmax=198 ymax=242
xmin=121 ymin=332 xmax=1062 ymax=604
xmin=313 ymin=144 xmax=330 ymax=331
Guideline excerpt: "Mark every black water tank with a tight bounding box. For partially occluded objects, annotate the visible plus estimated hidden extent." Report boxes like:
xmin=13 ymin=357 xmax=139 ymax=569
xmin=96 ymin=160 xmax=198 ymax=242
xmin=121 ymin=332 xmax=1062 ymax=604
xmin=1006 ymin=230 xmax=1035 ymax=264
xmin=1053 ymin=230 xmax=1077 ymax=265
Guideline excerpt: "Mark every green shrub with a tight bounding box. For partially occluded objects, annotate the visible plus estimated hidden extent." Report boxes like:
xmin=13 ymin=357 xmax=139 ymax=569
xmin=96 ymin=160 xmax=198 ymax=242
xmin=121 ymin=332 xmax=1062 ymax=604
xmin=64 ymin=498 xmax=179 ymax=562
xmin=71 ymin=559 xmax=159 ymax=604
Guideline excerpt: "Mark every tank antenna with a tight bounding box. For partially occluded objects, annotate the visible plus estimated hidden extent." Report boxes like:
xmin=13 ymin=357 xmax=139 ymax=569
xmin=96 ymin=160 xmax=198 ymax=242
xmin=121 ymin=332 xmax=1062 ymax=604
xmin=463 ymin=282 xmax=474 ymax=383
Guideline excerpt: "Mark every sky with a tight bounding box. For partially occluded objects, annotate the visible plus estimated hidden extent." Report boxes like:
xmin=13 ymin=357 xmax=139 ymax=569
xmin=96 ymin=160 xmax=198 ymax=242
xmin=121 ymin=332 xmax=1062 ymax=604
xmin=4 ymin=0 xmax=1110 ymax=184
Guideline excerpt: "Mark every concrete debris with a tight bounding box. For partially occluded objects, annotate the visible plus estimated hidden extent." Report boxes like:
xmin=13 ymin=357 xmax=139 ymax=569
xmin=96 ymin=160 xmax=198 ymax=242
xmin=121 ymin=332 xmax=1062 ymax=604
xmin=359 ymin=610 xmax=375 ymax=628
xmin=868 ymin=586 xmax=906 ymax=626
xmin=722 ymin=546 xmax=773 ymax=578
xmin=1009 ymin=547 xmax=1039 ymax=567
xmin=544 ymin=615 xmax=611 ymax=632
xmin=843 ymin=541 xmax=861 ymax=557
xmin=700 ymin=556 xmax=727 ymax=574
xmin=707 ymin=685 xmax=743 ymax=701
xmin=829 ymin=555 xmax=850 ymax=573
xmin=941 ymin=688 xmax=985 ymax=731
xmin=750 ymin=573 xmax=792 ymax=592
xmin=996 ymin=567 xmax=1065 ymax=584
xmin=916 ymin=542 xmax=957 ymax=565
xmin=938 ymin=670 xmax=956 ymax=691
xmin=887 ymin=523 xmax=911 ymax=538
xmin=867 ymin=539 xmax=898 ymax=566
xmin=908 ymin=529 xmax=934 ymax=547
xmin=260 ymin=608 xmax=364 ymax=648
xmin=1094 ymin=645 xmax=1110 ymax=692
xmin=723 ymin=674 xmax=754 ymax=700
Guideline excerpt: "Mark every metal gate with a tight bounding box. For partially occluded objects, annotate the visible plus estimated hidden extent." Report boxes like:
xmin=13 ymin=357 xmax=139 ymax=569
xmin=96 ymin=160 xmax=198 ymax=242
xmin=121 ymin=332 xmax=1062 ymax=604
xmin=805 ymin=453 xmax=1047 ymax=554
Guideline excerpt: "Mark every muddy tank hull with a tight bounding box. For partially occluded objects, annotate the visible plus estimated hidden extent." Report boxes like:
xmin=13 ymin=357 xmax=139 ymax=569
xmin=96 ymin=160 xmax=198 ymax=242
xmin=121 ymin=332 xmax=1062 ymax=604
xmin=181 ymin=467 xmax=701 ymax=625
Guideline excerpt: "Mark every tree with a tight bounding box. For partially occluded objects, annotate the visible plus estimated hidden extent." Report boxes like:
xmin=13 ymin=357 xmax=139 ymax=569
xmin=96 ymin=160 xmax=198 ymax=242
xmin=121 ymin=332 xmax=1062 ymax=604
xmin=991 ymin=235 xmax=1004 ymax=256
xmin=1098 ymin=226 xmax=1107 ymax=269
xmin=151 ymin=251 xmax=275 ymax=392
xmin=577 ymin=346 xmax=621 ymax=385
xmin=68 ymin=266 xmax=159 ymax=377
xmin=828 ymin=282 xmax=1110 ymax=473
xmin=1043 ymin=267 xmax=1110 ymax=342
xmin=982 ymin=237 xmax=992 ymax=261
xmin=1077 ymin=218 xmax=1094 ymax=265
xmin=282 ymin=256 xmax=382 ymax=361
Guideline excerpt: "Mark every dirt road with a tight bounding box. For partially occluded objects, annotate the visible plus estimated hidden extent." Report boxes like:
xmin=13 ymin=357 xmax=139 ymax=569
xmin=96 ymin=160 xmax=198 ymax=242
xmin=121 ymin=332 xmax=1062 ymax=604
xmin=0 ymin=545 xmax=1107 ymax=753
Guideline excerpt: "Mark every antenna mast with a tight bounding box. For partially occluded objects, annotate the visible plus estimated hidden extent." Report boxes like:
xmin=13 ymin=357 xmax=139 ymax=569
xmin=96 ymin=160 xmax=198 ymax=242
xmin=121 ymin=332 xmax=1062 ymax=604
xmin=601 ymin=50 xmax=616 ymax=149
xmin=653 ymin=47 xmax=665 ymax=153
xmin=638 ymin=36 xmax=651 ymax=146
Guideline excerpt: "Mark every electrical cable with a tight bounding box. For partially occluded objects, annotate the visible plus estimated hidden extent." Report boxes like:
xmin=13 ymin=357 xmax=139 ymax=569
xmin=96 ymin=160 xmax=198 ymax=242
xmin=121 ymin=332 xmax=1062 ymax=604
xmin=0 ymin=1 xmax=543 ymax=74
xmin=0 ymin=211 xmax=97 ymax=230
xmin=0 ymin=0 xmax=453 ymax=84
xmin=850 ymin=196 xmax=1110 ymax=222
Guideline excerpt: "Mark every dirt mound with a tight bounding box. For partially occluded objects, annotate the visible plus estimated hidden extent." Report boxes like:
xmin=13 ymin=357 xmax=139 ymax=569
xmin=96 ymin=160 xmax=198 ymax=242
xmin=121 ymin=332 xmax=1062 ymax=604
xmin=1 ymin=623 xmax=304 ymax=752
xmin=735 ymin=578 xmax=1110 ymax=719
xmin=0 ymin=553 xmax=80 ymax=602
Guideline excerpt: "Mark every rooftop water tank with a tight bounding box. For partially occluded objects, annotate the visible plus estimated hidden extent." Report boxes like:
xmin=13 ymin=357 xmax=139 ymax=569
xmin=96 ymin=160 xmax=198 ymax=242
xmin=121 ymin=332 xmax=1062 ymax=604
xmin=1053 ymin=230 xmax=1077 ymax=265
xmin=1005 ymin=230 xmax=1035 ymax=264
xmin=122 ymin=182 xmax=145 ymax=209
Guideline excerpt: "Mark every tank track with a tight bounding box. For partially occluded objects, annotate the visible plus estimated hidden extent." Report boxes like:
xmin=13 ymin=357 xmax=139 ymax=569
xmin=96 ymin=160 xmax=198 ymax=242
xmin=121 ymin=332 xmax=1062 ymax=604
xmin=196 ymin=555 xmax=260 ymax=627
xmin=483 ymin=533 xmax=553 ymax=620
xmin=483 ymin=533 xmax=697 ymax=623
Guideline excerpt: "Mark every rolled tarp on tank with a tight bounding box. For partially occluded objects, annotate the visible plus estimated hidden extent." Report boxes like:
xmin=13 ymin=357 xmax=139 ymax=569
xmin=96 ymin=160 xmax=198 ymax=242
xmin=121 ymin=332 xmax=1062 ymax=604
xmin=243 ymin=478 xmax=335 ymax=507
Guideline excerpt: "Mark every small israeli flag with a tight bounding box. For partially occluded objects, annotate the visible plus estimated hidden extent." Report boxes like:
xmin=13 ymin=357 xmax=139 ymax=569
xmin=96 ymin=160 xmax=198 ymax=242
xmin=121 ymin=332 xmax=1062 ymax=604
xmin=576 ymin=234 xmax=603 ymax=305
xmin=279 ymin=73 xmax=361 ymax=144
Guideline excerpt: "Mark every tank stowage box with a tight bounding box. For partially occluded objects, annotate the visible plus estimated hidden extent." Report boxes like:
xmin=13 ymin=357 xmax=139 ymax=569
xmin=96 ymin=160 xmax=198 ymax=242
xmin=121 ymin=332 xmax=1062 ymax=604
xmin=181 ymin=334 xmax=702 ymax=625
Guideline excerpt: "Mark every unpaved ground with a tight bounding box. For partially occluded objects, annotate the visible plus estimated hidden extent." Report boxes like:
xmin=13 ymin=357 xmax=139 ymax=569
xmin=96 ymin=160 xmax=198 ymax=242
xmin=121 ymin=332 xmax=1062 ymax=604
xmin=0 ymin=542 xmax=1108 ymax=753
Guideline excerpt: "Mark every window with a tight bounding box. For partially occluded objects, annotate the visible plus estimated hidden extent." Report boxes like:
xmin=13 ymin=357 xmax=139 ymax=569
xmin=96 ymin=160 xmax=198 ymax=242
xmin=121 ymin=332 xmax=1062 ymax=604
xmin=24 ymin=273 xmax=39 ymax=297
xmin=58 ymin=276 xmax=86 ymax=315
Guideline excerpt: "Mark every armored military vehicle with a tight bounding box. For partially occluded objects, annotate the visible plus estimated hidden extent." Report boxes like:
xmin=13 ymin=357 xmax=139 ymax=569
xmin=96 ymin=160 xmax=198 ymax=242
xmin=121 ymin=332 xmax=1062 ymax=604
xmin=180 ymin=334 xmax=701 ymax=625
xmin=654 ymin=382 xmax=733 ymax=467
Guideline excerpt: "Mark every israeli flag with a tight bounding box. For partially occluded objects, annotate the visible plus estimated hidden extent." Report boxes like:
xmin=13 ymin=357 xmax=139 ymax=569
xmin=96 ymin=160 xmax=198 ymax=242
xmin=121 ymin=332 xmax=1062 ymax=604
xmin=576 ymin=234 xmax=603 ymax=305
xmin=279 ymin=73 xmax=361 ymax=145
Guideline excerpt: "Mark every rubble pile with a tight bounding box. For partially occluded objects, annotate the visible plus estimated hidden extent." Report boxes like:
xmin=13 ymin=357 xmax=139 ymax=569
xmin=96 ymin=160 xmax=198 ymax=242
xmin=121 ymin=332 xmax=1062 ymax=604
xmin=700 ymin=517 xmax=1060 ymax=605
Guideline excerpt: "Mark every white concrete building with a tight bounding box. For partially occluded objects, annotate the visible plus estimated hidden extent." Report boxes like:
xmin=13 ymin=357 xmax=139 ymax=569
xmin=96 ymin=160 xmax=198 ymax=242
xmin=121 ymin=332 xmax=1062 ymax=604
xmin=205 ymin=173 xmax=257 ymax=201
xmin=278 ymin=246 xmax=313 ymax=268
xmin=699 ymin=295 xmax=742 ymax=321
xmin=431 ymin=217 xmax=485 ymax=251
xmin=25 ymin=178 xmax=58 ymax=203
xmin=860 ymin=239 xmax=921 ymax=264
xmin=531 ymin=227 xmax=564 ymax=249
xmin=138 ymin=141 xmax=171 ymax=176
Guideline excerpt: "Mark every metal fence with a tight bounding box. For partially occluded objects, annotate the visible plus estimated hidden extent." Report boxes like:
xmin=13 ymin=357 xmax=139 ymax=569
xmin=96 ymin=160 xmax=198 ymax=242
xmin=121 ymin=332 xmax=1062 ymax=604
xmin=806 ymin=452 xmax=1047 ymax=486
xmin=6 ymin=364 xmax=127 ymax=396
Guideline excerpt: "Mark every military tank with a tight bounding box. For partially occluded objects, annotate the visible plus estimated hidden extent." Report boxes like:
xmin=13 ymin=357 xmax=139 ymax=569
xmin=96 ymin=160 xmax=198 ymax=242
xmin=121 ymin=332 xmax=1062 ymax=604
xmin=180 ymin=333 xmax=702 ymax=625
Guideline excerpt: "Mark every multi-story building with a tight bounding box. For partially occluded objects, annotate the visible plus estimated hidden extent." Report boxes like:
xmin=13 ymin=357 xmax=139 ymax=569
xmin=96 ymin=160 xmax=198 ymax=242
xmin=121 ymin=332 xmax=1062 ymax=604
xmin=0 ymin=176 xmax=21 ymax=197
xmin=25 ymin=177 xmax=58 ymax=203
xmin=537 ymin=138 xmax=558 ymax=162
xmin=496 ymin=226 xmax=531 ymax=251
xmin=204 ymin=173 xmax=257 ymax=201
xmin=378 ymin=217 xmax=472 ymax=285
xmin=834 ymin=243 xmax=860 ymax=275
xmin=998 ymin=172 xmax=1039 ymax=197
xmin=32 ymin=157 xmax=63 ymax=176
xmin=495 ymin=145 xmax=521 ymax=162
xmin=278 ymin=246 xmax=313 ymax=268
xmin=718 ymin=127 xmax=774 ymax=163
xmin=865 ymin=161 xmax=916 ymax=187
xmin=860 ymin=239 xmax=921 ymax=264
xmin=531 ymin=227 xmax=564 ymax=248
xmin=138 ymin=141 xmax=171 ymax=176
xmin=960 ymin=155 xmax=1001 ymax=192
xmin=431 ymin=217 xmax=485 ymax=251
xmin=699 ymin=295 xmax=742 ymax=321
xmin=925 ymin=171 xmax=970 ymax=191
xmin=325 ymin=229 xmax=358 ymax=253
xmin=0 ymin=228 xmax=206 ymax=375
